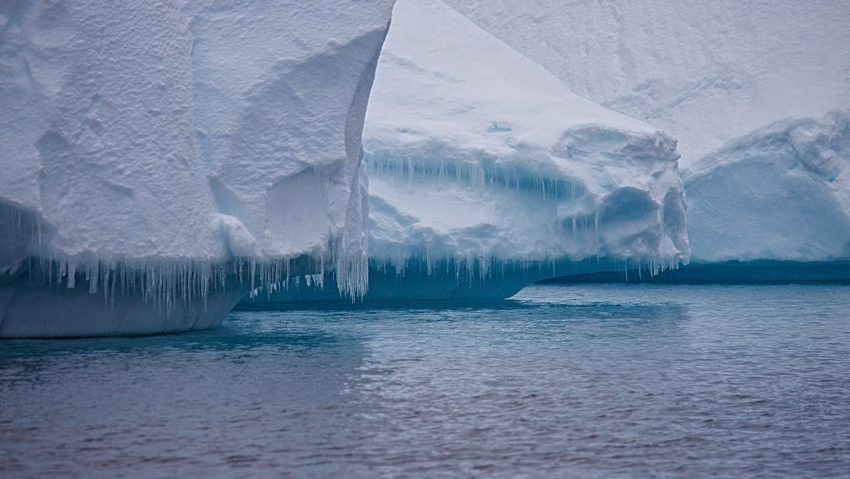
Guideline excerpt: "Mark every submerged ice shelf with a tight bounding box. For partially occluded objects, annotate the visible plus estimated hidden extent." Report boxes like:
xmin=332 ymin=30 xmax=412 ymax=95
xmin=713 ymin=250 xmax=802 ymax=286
xmin=242 ymin=0 xmax=689 ymax=305
xmin=0 ymin=1 xmax=394 ymax=336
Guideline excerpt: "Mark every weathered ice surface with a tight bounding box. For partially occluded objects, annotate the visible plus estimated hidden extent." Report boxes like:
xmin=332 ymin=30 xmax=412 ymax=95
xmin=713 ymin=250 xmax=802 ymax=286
xmin=685 ymin=113 xmax=850 ymax=263
xmin=546 ymin=112 xmax=850 ymax=284
xmin=444 ymin=0 xmax=850 ymax=280
xmin=242 ymin=0 xmax=688 ymax=306
xmin=0 ymin=0 xmax=394 ymax=336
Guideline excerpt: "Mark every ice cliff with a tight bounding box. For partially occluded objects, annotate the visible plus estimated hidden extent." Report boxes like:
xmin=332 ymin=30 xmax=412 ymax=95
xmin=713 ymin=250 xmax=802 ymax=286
xmin=686 ymin=112 xmax=850 ymax=263
xmin=444 ymin=0 xmax=850 ymax=277
xmin=553 ymin=111 xmax=850 ymax=284
xmin=0 ymin=1 xmax=394 ymax=336
xmin=242 ymin=0 xmax=688 ymax=305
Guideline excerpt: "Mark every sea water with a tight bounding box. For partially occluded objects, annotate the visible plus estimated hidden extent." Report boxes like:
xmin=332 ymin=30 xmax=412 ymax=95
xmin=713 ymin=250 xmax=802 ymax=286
xmin=1 ymin=284 xmax=849 ymax=478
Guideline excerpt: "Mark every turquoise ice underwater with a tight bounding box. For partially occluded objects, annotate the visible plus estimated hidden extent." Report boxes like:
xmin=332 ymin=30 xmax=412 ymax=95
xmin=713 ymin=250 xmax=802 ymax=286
xmin=2 ymin=284 xmax=849 ymax=478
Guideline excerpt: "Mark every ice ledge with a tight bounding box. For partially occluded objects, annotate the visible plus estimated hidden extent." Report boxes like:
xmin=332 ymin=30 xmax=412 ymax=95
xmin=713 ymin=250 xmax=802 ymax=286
xmin=543 ymin=260 xmax=850 ymax=285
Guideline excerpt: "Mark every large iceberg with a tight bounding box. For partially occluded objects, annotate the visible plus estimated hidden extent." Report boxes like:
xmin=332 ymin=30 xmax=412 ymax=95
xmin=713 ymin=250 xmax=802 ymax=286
xmin=445 ymin=0 xmax=850 ymax=280
xmin=242 ymin=0 xmax=688 ymax=305
xmin=0 ymin=1 xmax=394 ymax=336
xmin=444 ymin=0 xmax=850 ymax=169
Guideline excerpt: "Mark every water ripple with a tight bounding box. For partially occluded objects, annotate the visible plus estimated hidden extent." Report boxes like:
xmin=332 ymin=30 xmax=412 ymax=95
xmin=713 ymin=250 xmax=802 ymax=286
xmin=1 ymin=284 xmax=849 ymax=478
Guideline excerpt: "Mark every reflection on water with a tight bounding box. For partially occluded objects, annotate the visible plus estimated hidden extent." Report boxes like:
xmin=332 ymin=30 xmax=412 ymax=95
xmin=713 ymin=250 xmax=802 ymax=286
xmin=1 ymin=284 xmax=849 ymax=478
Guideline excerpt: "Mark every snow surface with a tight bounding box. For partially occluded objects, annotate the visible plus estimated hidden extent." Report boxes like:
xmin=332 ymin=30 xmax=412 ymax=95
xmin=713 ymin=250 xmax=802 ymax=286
xmin=244 ymin=0 xmax=689 ymax=304
xmin=444 ymin=0 xmax=850 ymax=169
xmin=0 ymin=1 xmax=394 ymax=336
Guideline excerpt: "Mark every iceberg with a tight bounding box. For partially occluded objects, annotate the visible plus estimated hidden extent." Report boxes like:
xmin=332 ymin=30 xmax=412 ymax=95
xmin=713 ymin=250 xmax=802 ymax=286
xmin=241 ymin=0 xmax=689 ymax=305
xmin=547 ymin=113 xmax=850 ymax=284
xmin=652 ymin=112 xmax=850 ymax=283
xmin=445 ymin=0 xmax=850 ymax=281
xmin=0 ymin=1 xmax=394 ymax=336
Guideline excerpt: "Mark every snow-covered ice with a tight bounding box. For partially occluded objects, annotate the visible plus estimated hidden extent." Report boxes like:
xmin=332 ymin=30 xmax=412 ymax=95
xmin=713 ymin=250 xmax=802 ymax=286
xmin=443 ymin=0 xmax=850 ymax=276
xmin=686 ymin=112 xmax=850 ymax=263
xmin=445 ymin=0 xmax=850 ymax=169
xmin=0 ymin=1 xmax=394 ymax=336
xmin=549 ymin=111 xmax=850 ymax=284
xmin=243 ymin=0 xmax=689 ymax=304
xmin=5 ymin=0 xmax=844 ymax=327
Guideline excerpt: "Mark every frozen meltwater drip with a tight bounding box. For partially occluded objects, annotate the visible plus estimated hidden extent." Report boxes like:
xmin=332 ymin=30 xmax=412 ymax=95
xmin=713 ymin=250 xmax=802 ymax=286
xmin=242 ymin=0 xmax=689 ymax=305
xmin=0 ymin=1 xmax=394 ymax=337
xmin=439 ymin=0 xmax=850 ymax=271
xmin=362 ymin=0 xmax=688 ymax=282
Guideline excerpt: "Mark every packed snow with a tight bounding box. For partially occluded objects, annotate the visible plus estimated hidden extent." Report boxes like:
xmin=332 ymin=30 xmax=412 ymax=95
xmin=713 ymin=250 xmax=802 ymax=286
xmin=243 ymin=0 xmax=689 ymax=304
xmin=444 ymin=0 xmax=850 ymax=169
xmin=0 ymin=1 xmax=394 ymax=336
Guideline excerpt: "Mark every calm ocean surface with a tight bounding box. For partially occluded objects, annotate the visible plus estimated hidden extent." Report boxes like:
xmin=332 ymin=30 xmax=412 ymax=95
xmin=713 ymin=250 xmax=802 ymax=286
xmin=1 ymin=284 xmax=849 ymax=478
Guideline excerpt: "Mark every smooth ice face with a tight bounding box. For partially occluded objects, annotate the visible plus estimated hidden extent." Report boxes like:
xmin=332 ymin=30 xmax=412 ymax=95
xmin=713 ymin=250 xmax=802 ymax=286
xmin=0 ymin=1 xmax=394 ymax=336
xmin=444 ymin=0 xmax=850 ymax=169
xmin=242 ymin=0 xmax=689 ymax=304
xmin=686 ymin=112 xmax=850 ymax=262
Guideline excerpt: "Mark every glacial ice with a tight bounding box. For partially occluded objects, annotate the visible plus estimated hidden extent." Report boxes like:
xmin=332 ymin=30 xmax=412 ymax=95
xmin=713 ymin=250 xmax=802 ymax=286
xmin=444 ymin=0 xmax=850 ymax=280
xmin=0 ymin=1 xmax=394 ymax=336
xmin=686 ymin=112 xmax=850 ymax=263
xmin=547 ymin=112 xmax=850 ymax=284
xmin=242 ymin=0 xmax=689 ymax=305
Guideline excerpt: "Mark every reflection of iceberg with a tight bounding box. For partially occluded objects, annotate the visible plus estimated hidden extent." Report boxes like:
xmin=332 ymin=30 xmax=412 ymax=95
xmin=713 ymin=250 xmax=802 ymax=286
xmin=242 ymin=0 xmax=688 ymax=306
xmin=0 ymin=1 xmax=394 ymax=336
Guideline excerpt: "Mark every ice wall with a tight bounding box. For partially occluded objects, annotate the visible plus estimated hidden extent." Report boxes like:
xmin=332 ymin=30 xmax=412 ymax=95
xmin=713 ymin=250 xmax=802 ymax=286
xmin=0 ymin=1 xmax=394 ymax=336
xmin=686 ymin=112 xmax=850 ymax=262
xmin=242 ymin=0 xmax=689 ymax=305
xmin=443 ymin=0 xmax=850 ymax=277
